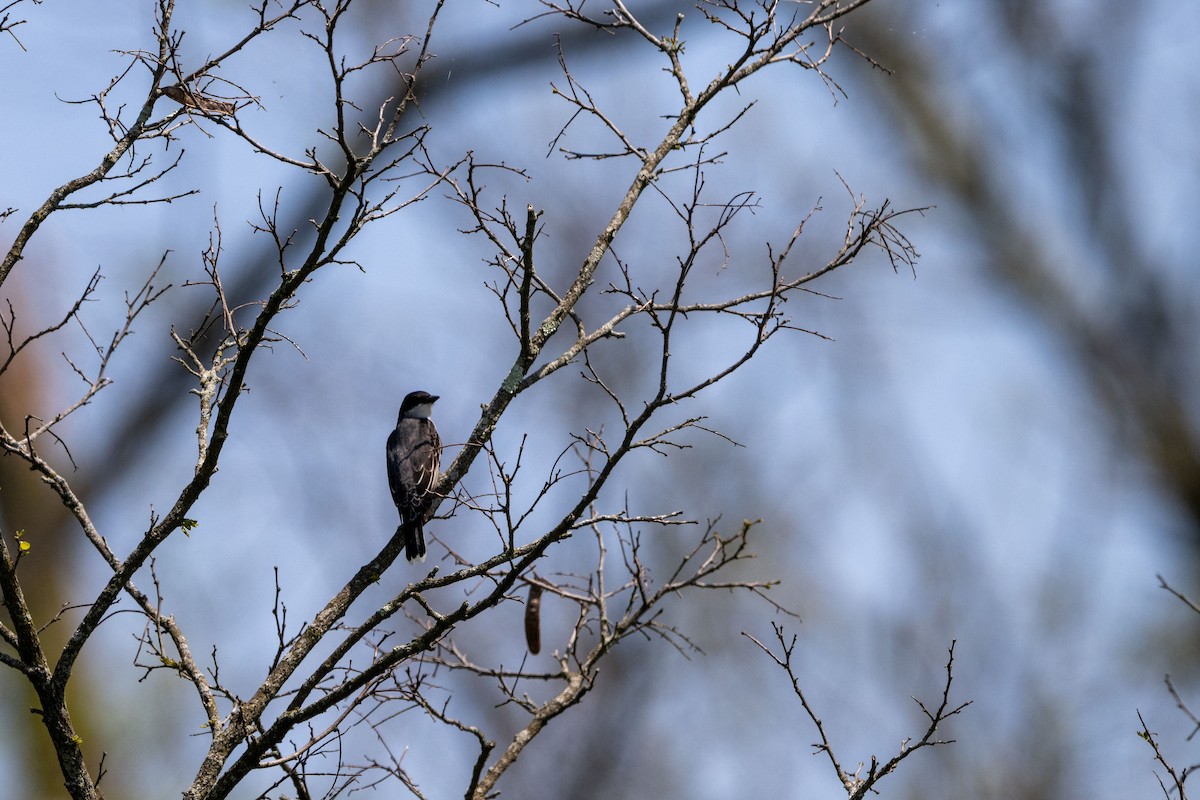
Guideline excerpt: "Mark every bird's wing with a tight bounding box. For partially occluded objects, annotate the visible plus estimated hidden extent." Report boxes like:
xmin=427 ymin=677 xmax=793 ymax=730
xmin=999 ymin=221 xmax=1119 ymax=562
xmin=385 ymin=427 xmax=407 ymax=507
xmin=414 ymin=422 xmax=442 ymax=496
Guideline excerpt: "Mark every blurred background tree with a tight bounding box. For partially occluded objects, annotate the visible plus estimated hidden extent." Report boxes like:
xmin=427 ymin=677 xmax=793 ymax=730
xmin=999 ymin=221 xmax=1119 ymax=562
xmin=1 ymin=0 xmax=1198 ymax=798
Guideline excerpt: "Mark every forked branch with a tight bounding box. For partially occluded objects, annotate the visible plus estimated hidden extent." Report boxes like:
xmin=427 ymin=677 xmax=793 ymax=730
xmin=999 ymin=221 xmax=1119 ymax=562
xmin=745 ymin=625 xmax=969 ymax=798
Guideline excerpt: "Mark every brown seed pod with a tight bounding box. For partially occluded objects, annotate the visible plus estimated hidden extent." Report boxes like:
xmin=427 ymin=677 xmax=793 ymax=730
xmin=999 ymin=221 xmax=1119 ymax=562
xmin=524 ymin=582 xmax=543 ymax=655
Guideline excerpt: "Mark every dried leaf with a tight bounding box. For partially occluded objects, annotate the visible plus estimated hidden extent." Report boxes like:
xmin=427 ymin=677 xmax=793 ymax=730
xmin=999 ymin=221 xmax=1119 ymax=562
xmin=161 ymin=85 xmax=237 ymax=116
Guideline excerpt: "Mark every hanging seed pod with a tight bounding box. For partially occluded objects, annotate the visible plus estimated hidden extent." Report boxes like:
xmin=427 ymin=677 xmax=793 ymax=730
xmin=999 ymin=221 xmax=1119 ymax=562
xmin=524 ymin=582 xmax=543 ymax=655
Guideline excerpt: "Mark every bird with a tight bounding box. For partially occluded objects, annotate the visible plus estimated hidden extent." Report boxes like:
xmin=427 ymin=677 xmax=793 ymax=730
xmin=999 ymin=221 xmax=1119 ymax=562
xmin=386 ymin=390 xmax=442 ymax=562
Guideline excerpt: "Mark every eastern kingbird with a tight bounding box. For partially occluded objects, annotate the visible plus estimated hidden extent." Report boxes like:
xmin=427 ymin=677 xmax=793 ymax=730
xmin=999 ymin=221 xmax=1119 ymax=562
xmin=386 ymin=390 xmax=442 ymax=562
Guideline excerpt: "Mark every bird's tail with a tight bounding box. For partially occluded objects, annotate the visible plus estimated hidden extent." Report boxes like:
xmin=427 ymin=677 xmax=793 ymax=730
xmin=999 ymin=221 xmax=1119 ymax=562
xmin=402 ymin=520 xmax=427 ymax=563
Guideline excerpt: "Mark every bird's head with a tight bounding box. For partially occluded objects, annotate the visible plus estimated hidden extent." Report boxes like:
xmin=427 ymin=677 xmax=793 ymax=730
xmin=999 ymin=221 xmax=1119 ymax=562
xmin=399 ymin=390 xmax=439 ymax=420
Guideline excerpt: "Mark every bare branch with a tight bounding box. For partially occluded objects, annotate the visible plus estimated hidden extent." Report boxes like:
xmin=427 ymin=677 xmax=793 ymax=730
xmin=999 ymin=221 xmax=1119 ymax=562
xmin=1 ymin=0 xmax=177 ymax=289
xmin=746 ymin=627 xmax=968 ymax=798
xmin=1139 ymin=708 xmax=1192 ymax=800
